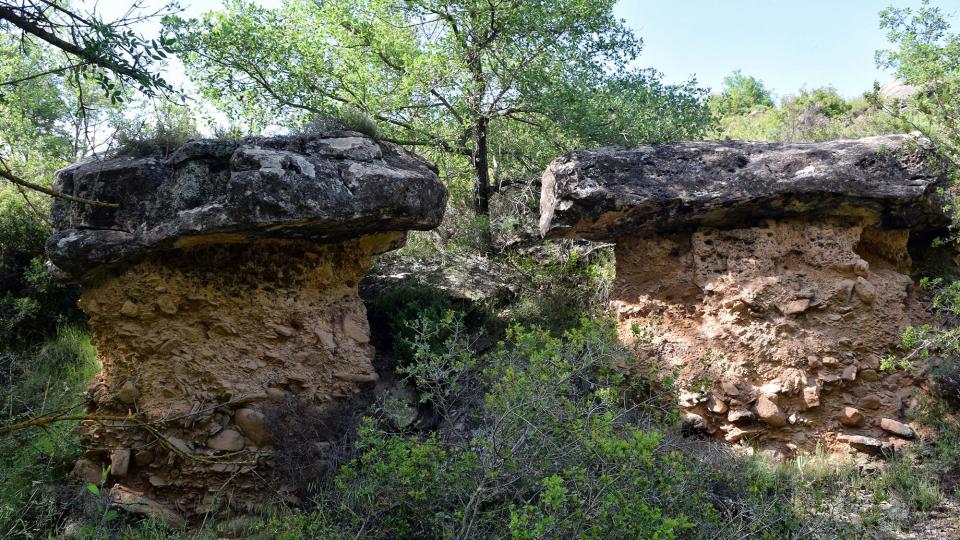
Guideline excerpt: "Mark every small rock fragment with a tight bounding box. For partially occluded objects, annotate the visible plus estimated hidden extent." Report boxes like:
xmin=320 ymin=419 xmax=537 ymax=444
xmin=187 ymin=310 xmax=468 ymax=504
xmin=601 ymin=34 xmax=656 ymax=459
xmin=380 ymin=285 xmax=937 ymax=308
xmin=840 ymin=434 xmax=887 ymax=455
xmin=839 ymin=407 xmax=864 ymax=427
xmin=854 ymin=277 xmax=877 ymax=304
xmin=841 ymin=366 xmax=858 ymax=382
xmin=117 ymin=380 xmax=138 ymax=405
xmin=781 ymin=298 xmax=811 ymax=316
xmin=860 ymin=396 xmax=882 ymax=410
xmin=880 ymin=418 xmax=916 ymax=439
xmin=754 ymin=396 xmax=786 ymax=427
xmin=706 ymin=395 xmax=728 ymax=414
xmin=156 ymin=294 xmax=178 ymax=315
xmin=727 ymin=409 xmax=755 ymax=424
xmin=235 ymin=408 xmax=271 ymax=447
xmin=333 ymin=371 xmax=379 ymax=383
xmin=72 ymin=458 xmax=102 ymax=485
xmin=110 ymin=448 xmax=131 ymax=477
xmin=207 ymin=429 xmax=245 ymax=451
xmin=682 ymin=412 xmax=707 ymax=434
xmin=803 ymin=385 xmax=821 ymax=409
xmin=119 ymin=300 xmax=139 ymax=318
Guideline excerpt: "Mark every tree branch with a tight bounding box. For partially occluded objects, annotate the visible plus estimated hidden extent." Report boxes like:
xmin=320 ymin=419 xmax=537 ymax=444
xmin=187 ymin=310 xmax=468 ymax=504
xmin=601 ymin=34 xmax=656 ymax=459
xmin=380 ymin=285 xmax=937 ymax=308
xmin=0 ymin=167 xmax=118 ymax=208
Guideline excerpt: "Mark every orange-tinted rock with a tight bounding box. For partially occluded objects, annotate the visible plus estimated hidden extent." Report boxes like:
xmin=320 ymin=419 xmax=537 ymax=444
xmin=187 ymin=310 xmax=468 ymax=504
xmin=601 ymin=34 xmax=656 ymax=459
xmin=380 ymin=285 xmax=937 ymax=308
xmin=839 ymin=407 xmax=865 ymax=427
xmin=755 ymin=396 xmax=787 ymax=427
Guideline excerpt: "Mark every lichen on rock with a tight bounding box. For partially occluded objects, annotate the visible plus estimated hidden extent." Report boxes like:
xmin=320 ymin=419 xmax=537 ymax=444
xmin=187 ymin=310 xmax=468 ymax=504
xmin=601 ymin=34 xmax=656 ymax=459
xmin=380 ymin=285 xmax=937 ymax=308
xmin=539 ymin=134 xmax=949 ymax=456
xmin=47 ymin=131 xmax=447 ymax=519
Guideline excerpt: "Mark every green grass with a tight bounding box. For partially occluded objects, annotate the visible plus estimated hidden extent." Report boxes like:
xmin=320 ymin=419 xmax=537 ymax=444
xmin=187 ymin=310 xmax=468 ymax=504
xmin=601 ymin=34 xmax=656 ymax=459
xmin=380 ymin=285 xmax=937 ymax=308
xmin=0 ymin=325 xmax=99 ymax=538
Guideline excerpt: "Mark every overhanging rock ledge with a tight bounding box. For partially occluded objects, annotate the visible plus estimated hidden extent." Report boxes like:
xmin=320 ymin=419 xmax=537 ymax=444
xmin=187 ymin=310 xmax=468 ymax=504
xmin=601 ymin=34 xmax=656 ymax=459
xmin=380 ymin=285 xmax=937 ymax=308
xmin=540 ymin=134 xmax=951 ymax=456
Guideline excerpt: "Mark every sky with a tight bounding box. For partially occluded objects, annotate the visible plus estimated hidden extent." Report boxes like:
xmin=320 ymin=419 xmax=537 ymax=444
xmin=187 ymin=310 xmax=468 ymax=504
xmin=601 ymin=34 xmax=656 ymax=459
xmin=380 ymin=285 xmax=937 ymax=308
xmin=89 ymin=0 xmax=960 ymax=101
xmin=614 ymin=0 xmax=960 ymax=100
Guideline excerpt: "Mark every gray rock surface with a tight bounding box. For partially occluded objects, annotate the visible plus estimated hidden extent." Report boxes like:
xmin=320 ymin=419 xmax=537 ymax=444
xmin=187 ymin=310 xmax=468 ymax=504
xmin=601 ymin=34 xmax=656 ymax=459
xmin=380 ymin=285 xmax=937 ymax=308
xmin=47 ymin=131 xmax=447 ymax=280
xmin=540 ymin=134 xmax=949 ymax=240
xmin=878 ymin=80 xmax=919 ymax=101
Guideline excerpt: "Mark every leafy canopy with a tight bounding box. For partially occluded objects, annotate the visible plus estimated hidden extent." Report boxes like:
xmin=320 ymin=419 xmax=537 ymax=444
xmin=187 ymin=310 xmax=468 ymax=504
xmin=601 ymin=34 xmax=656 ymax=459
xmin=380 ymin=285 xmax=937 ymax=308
xmin=710 ymin=70 xmax=774 ymax=116
xmin=173 ymin=0 xmax=712 ymax=196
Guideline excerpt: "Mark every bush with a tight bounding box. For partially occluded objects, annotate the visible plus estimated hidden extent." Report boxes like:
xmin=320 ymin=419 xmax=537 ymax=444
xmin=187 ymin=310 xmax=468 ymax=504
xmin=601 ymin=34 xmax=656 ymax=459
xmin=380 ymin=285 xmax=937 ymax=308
xmin=0 ymin=188 xmax=80 ymax=348
xmin=508 ymin=248 xmax=615 ymax=334
xmin=245 ymin=316 xmax=824 ymax=539
xmin=301 ymin=106 xmax=380 ymax=140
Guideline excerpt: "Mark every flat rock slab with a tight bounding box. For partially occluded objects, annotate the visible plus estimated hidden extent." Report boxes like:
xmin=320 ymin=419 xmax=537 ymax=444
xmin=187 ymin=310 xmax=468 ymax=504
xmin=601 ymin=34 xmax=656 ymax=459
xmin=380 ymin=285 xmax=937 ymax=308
xmin=540 ymin=134 xmax=949 ymax=240
xmin=47 ymin=132 xmax=447 ymax=281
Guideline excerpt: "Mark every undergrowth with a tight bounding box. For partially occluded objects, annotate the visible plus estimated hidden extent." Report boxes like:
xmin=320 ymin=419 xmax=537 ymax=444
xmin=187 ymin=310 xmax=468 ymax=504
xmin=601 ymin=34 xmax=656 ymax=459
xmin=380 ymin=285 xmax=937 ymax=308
xmin=0 ymin=325 xmax=99 ymax=537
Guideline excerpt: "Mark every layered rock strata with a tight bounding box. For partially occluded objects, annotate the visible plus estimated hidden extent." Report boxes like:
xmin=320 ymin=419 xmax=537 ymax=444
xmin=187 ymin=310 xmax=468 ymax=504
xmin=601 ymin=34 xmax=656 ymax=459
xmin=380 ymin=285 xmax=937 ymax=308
xmin=48 ymin=132 xmax=446 ymax=519
xmin=540 ymin=134 xmax=948 ymax=456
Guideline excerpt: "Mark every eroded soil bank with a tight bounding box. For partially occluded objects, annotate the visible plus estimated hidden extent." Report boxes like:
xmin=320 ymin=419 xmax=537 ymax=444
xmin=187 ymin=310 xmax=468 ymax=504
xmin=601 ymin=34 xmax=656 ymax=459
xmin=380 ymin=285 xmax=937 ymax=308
xmin=613 ymin=218 xmax=927 ymax=455
xmin=76 ymin=234 xmax=399 ymax=518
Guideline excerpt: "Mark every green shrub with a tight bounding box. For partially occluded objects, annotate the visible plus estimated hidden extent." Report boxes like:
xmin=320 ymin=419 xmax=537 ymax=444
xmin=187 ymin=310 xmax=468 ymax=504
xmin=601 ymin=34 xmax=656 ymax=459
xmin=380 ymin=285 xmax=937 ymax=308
xmin=508 ymin=248 xmax=615 ymax=334
xmin=249 ymin=317 xmax=815 ymax=539
xmin=301 ymin=106 xmax=381 ymax=140
xmin=368 ymin=284 xmax=454 ymax=362
xmin=0 ymin=188 xmax=81 ymax=348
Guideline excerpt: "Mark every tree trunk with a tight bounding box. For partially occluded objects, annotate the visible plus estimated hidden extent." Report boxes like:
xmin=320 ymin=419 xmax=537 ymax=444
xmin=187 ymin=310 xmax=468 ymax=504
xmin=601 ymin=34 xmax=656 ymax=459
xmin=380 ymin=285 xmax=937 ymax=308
xmin=471 ymin=115 xmax=493 ymax=251
xmin=472 ymin=116 xmax=491 ymax=216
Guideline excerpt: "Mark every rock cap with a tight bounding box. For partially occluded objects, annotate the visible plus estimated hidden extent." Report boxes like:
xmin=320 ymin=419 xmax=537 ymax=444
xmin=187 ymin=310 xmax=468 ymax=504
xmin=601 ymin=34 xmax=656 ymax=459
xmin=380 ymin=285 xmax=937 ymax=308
xmin=540 ymin=134 xmax=949 ymax=241
xmin=47 ymin=131 xmax=447 ymax=280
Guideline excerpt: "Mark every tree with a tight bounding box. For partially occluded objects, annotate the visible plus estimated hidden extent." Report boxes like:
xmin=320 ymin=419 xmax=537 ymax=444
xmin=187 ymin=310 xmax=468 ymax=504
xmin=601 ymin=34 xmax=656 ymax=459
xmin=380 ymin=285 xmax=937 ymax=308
xmin=710 ymin=70 xmax=774 ymax=116
xmin=875 ymin=0 xmax=960 ymax=174
xmin=173 ymin=0 xmax=712 ymax=229
xmin=0 ymin=0 xmax=177 ymax=203
xmin=790 ymin=86 xmax=851 ymax=119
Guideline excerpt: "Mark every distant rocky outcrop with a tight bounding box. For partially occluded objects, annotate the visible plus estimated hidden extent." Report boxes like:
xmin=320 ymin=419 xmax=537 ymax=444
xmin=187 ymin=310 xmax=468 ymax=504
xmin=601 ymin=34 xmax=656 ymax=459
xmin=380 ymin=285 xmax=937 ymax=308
xmin=878 ymin=80 xmax=919 ymax=102
xmin=540 ymin=134 xmax=949 ymax=456
xmin=50 ymin=132 xmax=446 ymax=521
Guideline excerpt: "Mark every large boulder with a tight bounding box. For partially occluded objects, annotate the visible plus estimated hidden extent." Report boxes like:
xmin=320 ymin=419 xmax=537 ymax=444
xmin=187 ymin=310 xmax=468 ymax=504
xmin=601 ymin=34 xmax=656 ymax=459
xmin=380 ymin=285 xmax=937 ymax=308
xmin=540 ymin=134 xmax=947 ymax=240
xmin=48 ymin=132 xmax=446 ymax=281
xmin=540 ymin=135 xmax=948 ymax=456
xmin=48 ymin=132 xmax=447 ymax=518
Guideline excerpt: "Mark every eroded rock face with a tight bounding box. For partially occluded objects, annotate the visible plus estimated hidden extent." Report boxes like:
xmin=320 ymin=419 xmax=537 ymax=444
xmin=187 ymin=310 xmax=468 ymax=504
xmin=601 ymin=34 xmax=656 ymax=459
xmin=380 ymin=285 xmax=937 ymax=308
xmin=50 ymin=132 xmax=446 ymax=517
xmin=540 ymin=135 xmax=948 ymax=456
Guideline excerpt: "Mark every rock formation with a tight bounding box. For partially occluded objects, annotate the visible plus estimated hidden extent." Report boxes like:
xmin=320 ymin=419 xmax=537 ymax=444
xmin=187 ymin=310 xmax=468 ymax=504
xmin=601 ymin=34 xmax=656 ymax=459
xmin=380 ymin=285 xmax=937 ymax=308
xmin=48 ymin=132 xmax=447 ymax=521
xmin=540 ymin=134 xmax=949 ymax=456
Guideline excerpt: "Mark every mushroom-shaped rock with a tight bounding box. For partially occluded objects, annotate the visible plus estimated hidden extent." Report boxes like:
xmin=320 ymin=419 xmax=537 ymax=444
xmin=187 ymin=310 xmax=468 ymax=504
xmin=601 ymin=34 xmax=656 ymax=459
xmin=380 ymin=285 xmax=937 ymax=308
xmin=540 ymin=135 xmax=947 ymax=456
xmin=49 ymin=132 xmax=447 ymax=518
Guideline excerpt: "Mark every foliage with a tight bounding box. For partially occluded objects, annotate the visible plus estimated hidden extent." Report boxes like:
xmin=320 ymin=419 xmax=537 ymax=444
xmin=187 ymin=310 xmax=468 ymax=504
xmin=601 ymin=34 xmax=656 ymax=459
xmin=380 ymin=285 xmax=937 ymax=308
xmin=0 ymin=1 xmax=178 ymax=204
xmin=708 ymin=70 xmax=774 ymax=117
xmin=368 ymin=284 xmax=455 ymax=361
xmin=507 ymin=247 xmax=615 ymax=335
xmin=0 ymin=188 xmax=80 ymax=347
xmin=0 ymin=326 xmax=99 ymax=537
xmin=875 ymin=0 xmax=960 ymax=175
xmin=172 ymin=0 xmax=713 ymax=226
xmin=791 ymin=86 xmax=852 ymax=119
xmin=0 ymin=1 xmax=176 ymax=101
xmin=110 ymin=101 xmax=202 ymax=157
xmin=713 ymin=85 xmax=909 ymax=142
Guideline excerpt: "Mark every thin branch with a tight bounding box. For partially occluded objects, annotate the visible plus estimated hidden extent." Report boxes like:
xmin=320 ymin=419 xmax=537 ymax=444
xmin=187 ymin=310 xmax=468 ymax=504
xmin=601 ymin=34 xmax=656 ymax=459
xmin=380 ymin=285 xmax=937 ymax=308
xmin=0 ymin=167 xmax=118 ymax=208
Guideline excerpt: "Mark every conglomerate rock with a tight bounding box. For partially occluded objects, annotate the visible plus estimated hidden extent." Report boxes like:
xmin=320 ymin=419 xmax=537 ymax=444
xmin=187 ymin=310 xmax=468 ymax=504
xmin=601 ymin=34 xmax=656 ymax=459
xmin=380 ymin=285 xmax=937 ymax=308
xmin=48 ymin=132 xmax=447 ymax=520
xmin=540 ymin=134 xmax=949 ymax=456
